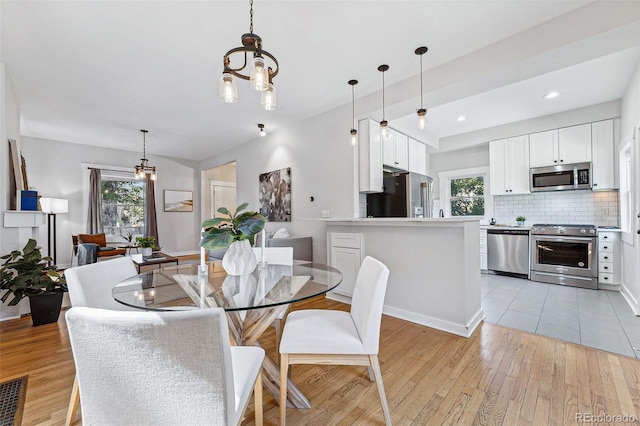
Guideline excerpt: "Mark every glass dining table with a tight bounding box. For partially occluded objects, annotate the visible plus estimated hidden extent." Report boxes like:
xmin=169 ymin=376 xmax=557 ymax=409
xmin=112 ymin=260 xmax=342 ymax=409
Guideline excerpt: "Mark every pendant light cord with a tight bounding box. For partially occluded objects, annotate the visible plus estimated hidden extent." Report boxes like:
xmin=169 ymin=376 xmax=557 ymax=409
xmin=382 ymin=70 xmax=386 ymax=121
xmin=420 ymin=54 xmax=424 ymax=109
xmin=352 ymin=85 xmax=355 ymax=128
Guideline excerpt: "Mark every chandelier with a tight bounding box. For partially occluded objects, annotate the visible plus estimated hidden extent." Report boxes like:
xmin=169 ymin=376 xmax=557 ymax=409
xmin=219 ymin=0 xmax=279 ymax=110
xmin=134 ymin=129 xmax=156 ymax=180
xmin=415 ymin=46 xmax=429 ymax=129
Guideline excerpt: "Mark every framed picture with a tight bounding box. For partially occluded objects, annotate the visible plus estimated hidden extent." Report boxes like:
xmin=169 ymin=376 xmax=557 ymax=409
xmin=259 ymin=167 xmax=291 ymax=222
xmin=164 ymin=190 xmax=193 ymax=212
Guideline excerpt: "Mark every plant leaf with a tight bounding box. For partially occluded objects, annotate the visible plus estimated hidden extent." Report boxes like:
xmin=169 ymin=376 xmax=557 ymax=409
xmin=200 ymin=229 xmax=235 ymax=250
xmin=235 ymin=203 xmax=249 ymax=215
xmin=216 ymin=207 xmax=231 ymax=217
xmin=201 ymin=218 xmax=229 ymax=230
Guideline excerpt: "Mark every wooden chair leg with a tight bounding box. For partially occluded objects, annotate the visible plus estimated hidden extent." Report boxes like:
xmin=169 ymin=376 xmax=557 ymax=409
xmin=65 ymin=374 xmax=80 ymax=426
xmin=254 ymin=373 xmax=263 ymax=426
xmin=369 ymin=355 xmax=392 ymax=426
xmin=279 ymin=354 xmax=289 ymax=426
xmin=368 ymin=366 xmax=375 ymax=381
xmin=275 ymin=318 xmax=283 ymax=359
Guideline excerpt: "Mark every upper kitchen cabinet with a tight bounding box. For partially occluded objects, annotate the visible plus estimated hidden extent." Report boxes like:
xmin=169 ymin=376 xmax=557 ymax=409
xmin=382 ymin=129 xmax=408 ymax=171
xmin=408 ymin=138 xmax=427 ymax=175
xmin=591 ymin=119 xmax=615 ymax=190
xmin=359 ymin=119 xmax=384 ymax=193
xmin=530 ymin=124 xmax=591 ymax=167
xmin=490 ymin=135 xmax=530 ymax=195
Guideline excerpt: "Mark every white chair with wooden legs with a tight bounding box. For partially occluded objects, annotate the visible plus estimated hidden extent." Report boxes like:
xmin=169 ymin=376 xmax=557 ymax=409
xmin=253 ymin=246 xmax=294 ymax=350
xmin=278 ymin=256 xmax=392 ymax=426
xmin=66 ymin=307 xmax=265 ymax=426
xmin=63 ymin=256 xmax=138 ymax=426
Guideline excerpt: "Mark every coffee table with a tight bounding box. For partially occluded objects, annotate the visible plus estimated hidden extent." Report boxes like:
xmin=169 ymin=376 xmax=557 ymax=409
xmin=130 ymin=252 xmax=179 ymax=273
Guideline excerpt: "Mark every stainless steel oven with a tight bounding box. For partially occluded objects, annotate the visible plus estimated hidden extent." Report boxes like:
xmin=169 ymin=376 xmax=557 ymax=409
xmin=530 ymin=224 xmax=598 ymax=289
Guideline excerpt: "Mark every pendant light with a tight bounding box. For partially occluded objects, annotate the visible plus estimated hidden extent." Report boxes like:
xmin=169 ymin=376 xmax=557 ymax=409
xmin=378 ymin=64 xmax=389 ymax=138
xmin=348 ymin=79 xmax=358 ymax=146
xmin=258 ymin=123 xmax=266 ymax=136
xmin=220 ymin=0 xmax=279 ymax=110
xmin=415 ymin=46 xmax=428 ymax=129
xmin=134 ymin=129 xmax=157 ymax=181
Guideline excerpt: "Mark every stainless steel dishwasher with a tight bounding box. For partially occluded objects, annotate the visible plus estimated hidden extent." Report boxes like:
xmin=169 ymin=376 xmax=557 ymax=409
xmin=487 ymin=228 xmax=529 ymax=277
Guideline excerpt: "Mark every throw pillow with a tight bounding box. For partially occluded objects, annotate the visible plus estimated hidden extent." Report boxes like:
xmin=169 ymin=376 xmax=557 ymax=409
xmin=272 ymin=228 xmax=290 ymax=239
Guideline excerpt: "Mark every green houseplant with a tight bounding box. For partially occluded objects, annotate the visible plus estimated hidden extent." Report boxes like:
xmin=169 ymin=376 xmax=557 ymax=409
xmin=135 ymin=236 xmax=160 ymax=256
xmin=0 ymin=239 xmax=67 ymax=326
xmin=516 ymin=216 xmax=526 ymax=227
xmin=200 ymin=203 xmax=266 ymax=275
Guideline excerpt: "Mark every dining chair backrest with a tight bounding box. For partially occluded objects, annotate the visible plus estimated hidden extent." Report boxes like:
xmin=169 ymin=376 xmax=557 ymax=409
xmin=252 ymin=246 xmax=294 ymax=265
xmin=64 ymin=256 xmax=138 ymax=310
xmin=65 ymin=307 xmax=237 ymax=425
xmin=349 ymin=256 xmax=390 ymax=354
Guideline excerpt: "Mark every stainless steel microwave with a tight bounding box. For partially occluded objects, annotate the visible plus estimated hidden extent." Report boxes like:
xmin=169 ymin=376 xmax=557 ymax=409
xmin=530 ymin=162 xmax=592 ymax=192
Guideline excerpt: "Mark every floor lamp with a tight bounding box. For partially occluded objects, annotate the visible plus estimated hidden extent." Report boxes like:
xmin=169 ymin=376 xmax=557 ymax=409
xmin=40 ymin=198 xmax=68 ymax=266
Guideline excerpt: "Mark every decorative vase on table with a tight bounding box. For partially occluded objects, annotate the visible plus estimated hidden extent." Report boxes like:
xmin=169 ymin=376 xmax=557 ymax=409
xmin=222 ymin=240 xmax=257 ymax=276
xmin=141 ymin=247 xmax=153 ymax=257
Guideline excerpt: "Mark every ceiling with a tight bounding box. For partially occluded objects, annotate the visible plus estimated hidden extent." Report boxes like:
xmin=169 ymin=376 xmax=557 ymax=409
xmin=2 ymin=1 xmax=639 ymax=161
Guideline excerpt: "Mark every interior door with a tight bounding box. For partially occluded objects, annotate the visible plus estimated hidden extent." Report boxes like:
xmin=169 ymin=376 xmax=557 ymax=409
xmin=211 ymin=184 xmax=236 ymax=218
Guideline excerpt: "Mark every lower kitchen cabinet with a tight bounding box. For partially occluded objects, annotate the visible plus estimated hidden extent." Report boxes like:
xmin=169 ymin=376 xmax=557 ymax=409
xmin=329 ymin=233 xmax=363 ymax=297
xmin=598 ymin=231 xmax=621 ymax=287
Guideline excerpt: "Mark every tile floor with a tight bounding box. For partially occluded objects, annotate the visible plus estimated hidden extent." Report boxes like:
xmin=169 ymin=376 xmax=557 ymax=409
xmin=481 ymin=273 xmax=640 ymax=359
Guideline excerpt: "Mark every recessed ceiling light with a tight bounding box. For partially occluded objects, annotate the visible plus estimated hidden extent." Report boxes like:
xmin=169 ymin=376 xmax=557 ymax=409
xmin=457 ymin=115 xmax=466 ymax=122
xmin=544 ymin=91 xmax=560 ymax=99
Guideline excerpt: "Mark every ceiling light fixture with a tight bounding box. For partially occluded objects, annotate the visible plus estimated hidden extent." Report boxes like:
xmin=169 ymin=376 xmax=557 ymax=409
xmin=258 ymin=123 xmax=266 ymax=136
xmin=349 ymin=79 xmax=358 ymax=146
xmin=219 ymin=0 xmax=279 ymax=110
xmin=544 ymin=91 xmax=560 ymax=99
xmin=415 ymin=46 xmax=429 ymax=130
xmin=457 ymin=115 xmax=466 ymax=122
xmin=378 ymin=64 xmax=390 ymax=138
xmin=134 ymin=129 xmax=156 ymax=180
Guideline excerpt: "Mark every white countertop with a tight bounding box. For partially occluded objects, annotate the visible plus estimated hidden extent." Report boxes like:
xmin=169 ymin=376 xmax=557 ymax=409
xmin=481 ymin=225 xmax=531 ymax=230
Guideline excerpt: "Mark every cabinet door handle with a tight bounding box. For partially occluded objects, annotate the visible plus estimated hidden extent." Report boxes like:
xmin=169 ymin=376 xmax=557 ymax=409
xmin=604 ymin=256 xmax=609 ymax=260
xmin=560 ymin=159 xmax=564 ymax=162
xmin=603 ymin=236 xmax=608 ymax=239
xmin=604 ymin=266 xmax=608 ymax=270
xmin=603 ymin=246 xmax=609 ymax=250
xmin=593 ymin=183 xmax=598 ymax=187
xmin=604 ymin=276 xmax=609 ymax=280
xmin=554 ymin=160 xmax=558 ymax=163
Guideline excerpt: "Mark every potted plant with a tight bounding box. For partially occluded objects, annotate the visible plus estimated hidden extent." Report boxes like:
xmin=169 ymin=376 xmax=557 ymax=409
xmin=135 ymin=236 xmax=160 ymax=257
xmin=0 ymin=239 xmax=67 ymax=326
xmin=122 ymin=231 xmax=134 ymax=244
xmin=200 ymin=203 xmax=266 ymax=275
xmin=516 ymin=216 xmax=526 ymax=227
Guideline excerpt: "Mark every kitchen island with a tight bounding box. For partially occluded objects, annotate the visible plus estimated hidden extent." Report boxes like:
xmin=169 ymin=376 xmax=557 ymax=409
xmin=326 ymin=218 xmax=482 ymax=337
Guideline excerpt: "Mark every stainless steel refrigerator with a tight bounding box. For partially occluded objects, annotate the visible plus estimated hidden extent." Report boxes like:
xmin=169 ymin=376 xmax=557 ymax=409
xmin=366 ymin=172 xmax=433 ymax=218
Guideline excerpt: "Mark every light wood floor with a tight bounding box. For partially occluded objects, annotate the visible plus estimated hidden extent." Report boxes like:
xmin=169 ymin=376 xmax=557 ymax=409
xmin=1 ymin=296 xmax=639 ymax=425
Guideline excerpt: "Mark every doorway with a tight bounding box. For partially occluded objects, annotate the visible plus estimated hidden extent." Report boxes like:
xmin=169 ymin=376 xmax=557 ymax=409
xmin=204 ymin=162 xmax=237 ymax=219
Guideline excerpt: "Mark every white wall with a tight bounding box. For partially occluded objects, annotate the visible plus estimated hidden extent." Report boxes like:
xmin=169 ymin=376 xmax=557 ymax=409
xmin=619 ymin=60 xmax=640 ymax=313
xmin=20 ymin=136 xmax=200 ymax=266
xmin=429 ymin=143 xmax=490 ymax=199
xmin=200 ymin=104 xmax=358 ymax=264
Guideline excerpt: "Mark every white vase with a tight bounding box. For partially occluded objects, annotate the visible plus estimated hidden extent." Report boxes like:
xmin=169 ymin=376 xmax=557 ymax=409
xmin=222 ymin=240 xmax=257 ymax=276
xmin=141 ymin=247 xmax=153 ymax=256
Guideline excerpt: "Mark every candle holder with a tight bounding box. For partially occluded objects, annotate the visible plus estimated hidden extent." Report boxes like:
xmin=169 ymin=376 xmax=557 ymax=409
xmin=198 ymin=264 xmax=208 ymax=278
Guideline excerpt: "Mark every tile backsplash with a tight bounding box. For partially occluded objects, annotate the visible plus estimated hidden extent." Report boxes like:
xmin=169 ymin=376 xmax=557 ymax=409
xmin=492 ymin=190 xmax=619 ymax=227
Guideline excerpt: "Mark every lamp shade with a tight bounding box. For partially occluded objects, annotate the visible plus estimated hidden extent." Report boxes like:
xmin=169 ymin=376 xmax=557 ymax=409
xmin=40 ymin=198 xmax=68 ymax=214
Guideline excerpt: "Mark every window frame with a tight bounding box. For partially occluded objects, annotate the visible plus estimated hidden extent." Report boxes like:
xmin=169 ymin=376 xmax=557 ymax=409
xmin=438 ymin=166 xmax=493 ymax=219
xmin=100 ymin=171 xmax=147 ymax=238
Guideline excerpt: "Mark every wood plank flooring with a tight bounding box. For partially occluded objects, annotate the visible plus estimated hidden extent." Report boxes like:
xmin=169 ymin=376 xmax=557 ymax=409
xmin=1 ymin=296 xmax=639 ymax=425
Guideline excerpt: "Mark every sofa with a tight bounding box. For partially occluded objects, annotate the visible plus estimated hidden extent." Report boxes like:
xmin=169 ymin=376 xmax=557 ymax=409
xmin=209 ymin=235 xmax=312 ymax=262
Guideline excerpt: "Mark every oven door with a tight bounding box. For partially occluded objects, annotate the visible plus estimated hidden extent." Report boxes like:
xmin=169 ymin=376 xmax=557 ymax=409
xmin=530 ymin=235 xmax=597 ymax=278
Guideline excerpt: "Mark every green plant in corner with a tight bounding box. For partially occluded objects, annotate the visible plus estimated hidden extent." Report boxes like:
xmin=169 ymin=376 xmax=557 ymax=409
xmin=516 ymin=216 xmax=526 ymax=222
xmin=0 ymin=239 xmax=67 ymax=306
xmin=135 ymin=236 xmax=160 ymax=250
xmin=200 ymin=203 xmax=267 ymax=250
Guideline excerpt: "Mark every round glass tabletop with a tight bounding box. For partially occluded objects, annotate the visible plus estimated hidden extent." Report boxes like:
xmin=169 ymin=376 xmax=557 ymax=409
xmin=112 ymin=260 xmax=343 ymax=312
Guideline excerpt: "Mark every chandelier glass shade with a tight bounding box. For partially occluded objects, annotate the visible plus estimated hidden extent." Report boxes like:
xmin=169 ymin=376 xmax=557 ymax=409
xmin=134 ymin=129 xmax=156 ymax=181
xmin=219 ymin=0 xmax=279 ymax=110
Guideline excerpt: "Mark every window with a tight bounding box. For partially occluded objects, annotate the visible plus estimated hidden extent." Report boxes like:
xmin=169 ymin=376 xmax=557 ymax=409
xmin=101 ymin=173 xmax=145 ymax=237
xmin=438 ymin=167 xmax=492 ymax=218
xmin=450 ymin=176 xmax=485 ymax=216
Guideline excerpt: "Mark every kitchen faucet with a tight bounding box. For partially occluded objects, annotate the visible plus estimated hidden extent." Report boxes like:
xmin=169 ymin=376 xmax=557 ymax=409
xmin=439 ymin=209 xmax=444 ymax=218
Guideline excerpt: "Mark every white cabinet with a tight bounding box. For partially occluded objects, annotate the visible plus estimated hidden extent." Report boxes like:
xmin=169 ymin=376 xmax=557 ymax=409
xmin=591 ymin=119 xmax=615 ymax=190
xmin=359 ymin=119 xmax=383 ymax=193
xmin=480 ymin=229 xmax=487 ymax=271
xmin=408 ymin=138 xmax=427 ymax=175
xmin=598 ymin=231 xmax=621 ymax=287
xmin=489 ymin=135 xmax=530 ymax=195
xmin=329 ymin=233 xmax=363 ymax=298
xmin=529 ymin=129 xmax=558 ymax=168
xmin=529 ymin=124 xmax=592 ymax=167
xmin=559 ymin=124 xmax=592 ymax=164
xmin=382 ymin=129 xmax=408 ymax=171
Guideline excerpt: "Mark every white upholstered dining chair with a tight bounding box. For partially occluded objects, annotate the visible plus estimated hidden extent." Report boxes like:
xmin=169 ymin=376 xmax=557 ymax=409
xmin=278 ymin=256 xmax=392 ymax=426
xmin=63 ymin=256 xmax=138 ymax=425
xmin=253 ymin=246 xmax=294 ymax=349
xmin=66 ymin=307 xmax=265 ymax=426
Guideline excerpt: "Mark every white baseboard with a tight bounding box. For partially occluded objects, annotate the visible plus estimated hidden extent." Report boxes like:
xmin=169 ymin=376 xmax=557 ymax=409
xmin=325 ymin=292 xmax=483 ymax=338
xmin=621 ymin=284 xmax=640 ymax=316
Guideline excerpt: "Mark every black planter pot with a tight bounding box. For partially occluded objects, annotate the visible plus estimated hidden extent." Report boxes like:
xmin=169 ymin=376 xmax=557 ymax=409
xmin=29 ymin=292 xmax=64 ymax=326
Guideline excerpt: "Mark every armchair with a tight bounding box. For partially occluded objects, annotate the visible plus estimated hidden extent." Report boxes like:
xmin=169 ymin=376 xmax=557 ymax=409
xmin=72 ymin=233 xmax=126 ymax=261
